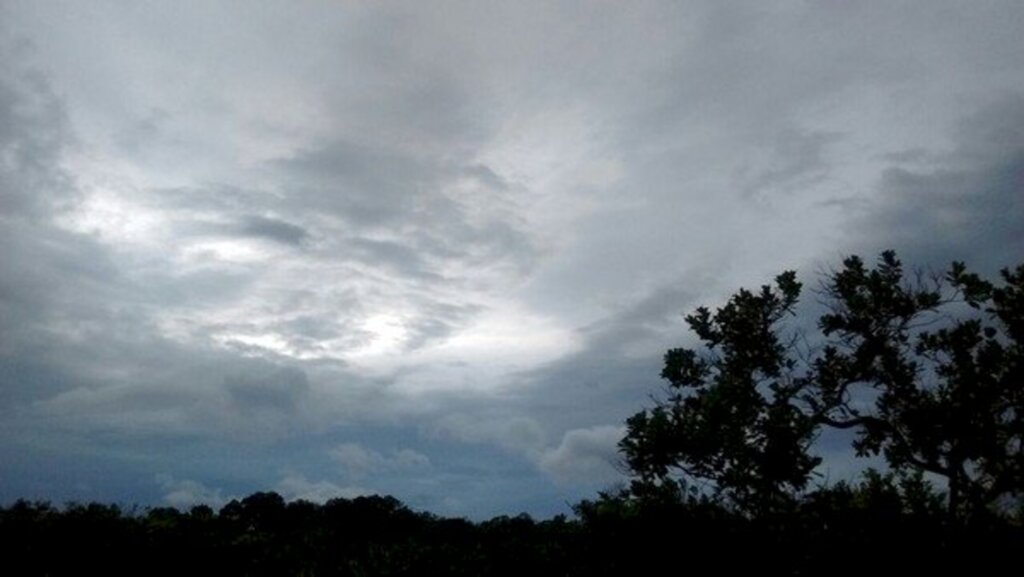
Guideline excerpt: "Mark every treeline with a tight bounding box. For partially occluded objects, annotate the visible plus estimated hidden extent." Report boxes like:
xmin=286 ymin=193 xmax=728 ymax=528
xmin=2 ymin=474 xmax=1021 ymax=576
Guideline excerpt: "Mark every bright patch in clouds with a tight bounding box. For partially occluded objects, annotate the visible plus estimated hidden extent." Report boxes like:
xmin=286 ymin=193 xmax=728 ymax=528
xmin=1 ymin=1 xmax=1022 ymax=519
xmin=436 ymin=307 xmax=577 ymax=363
xmin=349 ymin=314 xmax=409 ymax=358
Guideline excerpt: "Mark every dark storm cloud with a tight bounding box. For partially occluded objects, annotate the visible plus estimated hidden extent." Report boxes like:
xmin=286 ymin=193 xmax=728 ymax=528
xmin=0 ymin=227 xmax=128 ymax=407
xmin=844 ymin=95 xmax=1024 ymax=273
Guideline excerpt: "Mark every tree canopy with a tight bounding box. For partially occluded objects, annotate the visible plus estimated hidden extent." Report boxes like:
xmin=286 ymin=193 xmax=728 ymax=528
xmin=620 ymin=251 xmax=1024 ymax=521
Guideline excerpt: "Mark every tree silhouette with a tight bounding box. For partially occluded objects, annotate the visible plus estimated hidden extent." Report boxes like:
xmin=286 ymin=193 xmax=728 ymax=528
xmin=813 ymin=252 xmax=1024 ymax=521
xmin=621 ymin=251 xmax=1024 ymax=521
xmin=620 ymin=270 xmax=819 ymax=515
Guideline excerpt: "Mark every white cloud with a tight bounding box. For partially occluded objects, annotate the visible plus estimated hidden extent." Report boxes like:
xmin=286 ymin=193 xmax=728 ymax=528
xmin=274 ymin=474 xmax=370 ymax=504
xmin=538 ymin=425 xmax=626 ymax=486
xmin=393 ymin=448 xmax=432 ymax=469
xmin=329 ymin=442 xmax=430 ymax=478
xmin=157 ymin=475 xmax=229 ymax=510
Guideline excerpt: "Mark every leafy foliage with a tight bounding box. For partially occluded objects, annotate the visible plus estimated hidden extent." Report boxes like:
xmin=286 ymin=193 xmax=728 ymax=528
xmin=3 ymin=484 xmax=1015 ymax=576
xmin=621 ymin=251 xmax=1024 ymax=521
xmin=815 ymin=252 xmax=1024 ymax=520
xmin=621 ymin=271 xmax=819 ymax=514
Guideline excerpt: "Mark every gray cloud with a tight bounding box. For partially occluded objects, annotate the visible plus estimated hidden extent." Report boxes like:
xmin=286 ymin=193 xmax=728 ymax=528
xmin=345 ymin=237 xmax=436 ymax=280
xmin=1 ymin=2 xmax=1023 ymax=519
xmin=274 ymin=474 xmax=371 ymax=504
xmin=329 ymin=442 xmax=430 ymax=479
xmin=234 ymin=215 xmax=309 ymax=246
xmin=509 ymin=280 xmax=708 ymax=437
xmin=224 ymin=366 xmax=309 ymax=412
xmin=842 ymin=95 xmax=1024 ymax=273
xmin=0 ymin=45 xmax=74 ymax=218
xmin=158 ymin=475 xmax=229 ymax=510
xmin=740 ymin=129 xmax=842 ymax=199
xmin=428 ymin=413 xmax=548 ymax=457
xmin=278 ymin=140 xmax=439 ymax=228
xmin=277 ymin=141 xmax=538 ymax=276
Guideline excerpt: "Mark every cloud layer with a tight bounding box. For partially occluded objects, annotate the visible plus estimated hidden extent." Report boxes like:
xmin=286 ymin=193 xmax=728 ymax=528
xmin=2 ymin=2 xmax=1023 ymax=518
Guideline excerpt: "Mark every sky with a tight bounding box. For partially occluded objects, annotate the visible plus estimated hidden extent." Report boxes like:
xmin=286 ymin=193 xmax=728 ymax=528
xmin=1 ymin=1 xmax=1023 ymax=519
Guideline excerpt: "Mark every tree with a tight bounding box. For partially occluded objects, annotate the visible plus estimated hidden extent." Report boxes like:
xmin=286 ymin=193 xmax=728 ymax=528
xmin=620 ymin=270 xmax=820 ymax=515
xmin=620 ymin=251 xmax=1024 ymax=521
xmin=813 ymin=251 xmax=1024 ymax=521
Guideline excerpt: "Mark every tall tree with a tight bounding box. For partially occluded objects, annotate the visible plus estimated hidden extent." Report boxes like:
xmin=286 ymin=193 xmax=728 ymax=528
xmin=621 ymin=251 xmax=1024 ymax=521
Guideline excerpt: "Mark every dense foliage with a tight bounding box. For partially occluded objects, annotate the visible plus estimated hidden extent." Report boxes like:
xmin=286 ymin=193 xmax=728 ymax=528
xmin=2 ymin=484 xmax=1019 ymax=576
xmin=622 ymin=251 xmax=1024 ymax=522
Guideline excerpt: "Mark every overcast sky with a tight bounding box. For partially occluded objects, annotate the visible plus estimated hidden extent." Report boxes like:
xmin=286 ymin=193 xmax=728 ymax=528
xmin=2 ymin=1 xmax=1023 ymax=519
